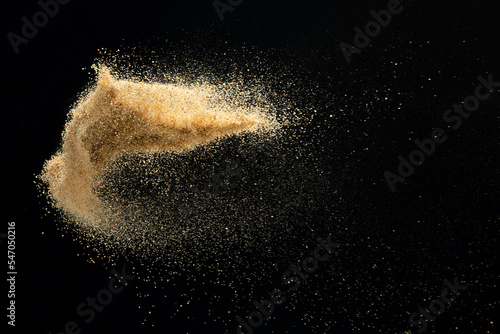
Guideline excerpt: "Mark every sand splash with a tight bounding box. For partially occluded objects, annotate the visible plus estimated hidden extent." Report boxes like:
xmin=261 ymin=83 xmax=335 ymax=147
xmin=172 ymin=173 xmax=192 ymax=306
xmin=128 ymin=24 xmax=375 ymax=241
xmin=41 ymin=65 xmax=277 ymax=224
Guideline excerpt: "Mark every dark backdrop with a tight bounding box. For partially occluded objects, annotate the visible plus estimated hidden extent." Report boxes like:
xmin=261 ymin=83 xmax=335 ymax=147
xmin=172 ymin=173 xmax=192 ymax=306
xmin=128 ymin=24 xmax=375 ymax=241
xmin=3 ymin=0 xmax=499 ymax=333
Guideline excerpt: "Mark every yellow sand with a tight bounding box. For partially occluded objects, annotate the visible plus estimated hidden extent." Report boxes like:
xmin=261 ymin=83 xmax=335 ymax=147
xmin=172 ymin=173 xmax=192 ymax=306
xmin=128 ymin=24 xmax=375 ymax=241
xmin=41 ymin=66 xmax=276 ymax=223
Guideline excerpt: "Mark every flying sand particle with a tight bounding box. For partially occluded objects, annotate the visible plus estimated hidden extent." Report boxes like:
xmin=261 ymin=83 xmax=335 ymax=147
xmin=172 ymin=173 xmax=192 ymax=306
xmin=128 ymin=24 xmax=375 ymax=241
xmin=41 ymin=65 xmax=278 ymax=225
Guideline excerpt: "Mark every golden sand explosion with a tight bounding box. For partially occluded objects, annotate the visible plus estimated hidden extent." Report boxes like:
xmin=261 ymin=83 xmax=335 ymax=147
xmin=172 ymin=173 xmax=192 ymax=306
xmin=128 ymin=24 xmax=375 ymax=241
xmin=41 ymin=66 xmax=277 ymax=224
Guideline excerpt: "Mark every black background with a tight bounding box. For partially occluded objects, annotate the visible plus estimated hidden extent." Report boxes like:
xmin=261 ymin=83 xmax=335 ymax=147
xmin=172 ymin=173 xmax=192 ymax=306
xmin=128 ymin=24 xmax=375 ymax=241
xmin=3 ymin=0 xmax=499 ymax=333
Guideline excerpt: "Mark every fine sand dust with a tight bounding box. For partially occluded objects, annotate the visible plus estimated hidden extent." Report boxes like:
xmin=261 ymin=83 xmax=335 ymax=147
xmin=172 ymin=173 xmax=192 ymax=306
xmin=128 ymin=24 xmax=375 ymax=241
xmin=41 ymin=66 xmax=277 ymax=225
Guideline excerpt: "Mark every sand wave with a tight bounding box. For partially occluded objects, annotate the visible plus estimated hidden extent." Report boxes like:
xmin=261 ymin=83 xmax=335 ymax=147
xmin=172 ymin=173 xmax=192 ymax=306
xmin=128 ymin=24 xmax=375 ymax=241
xmin=41 ymin=66 xmax=277 ymax=223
